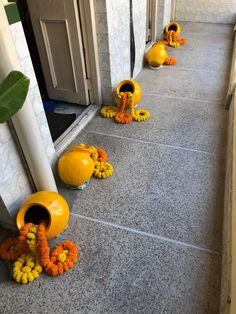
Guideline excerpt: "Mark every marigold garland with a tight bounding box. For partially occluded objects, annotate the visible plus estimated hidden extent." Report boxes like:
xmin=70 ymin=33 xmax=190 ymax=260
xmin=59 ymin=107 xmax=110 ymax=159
xmin=164 ymin=57 xmax=177 ymax=66
xmin=0 ymin=222 xmax=78 ymax=283
xmin=93 ymin=161 xmax=113 ymax=179
xmin=26 ymin=225 xmax=38 ymax=256
xmin=113 ymin=92 xmax=133 ymax=124
xmin=96 ymin=147 xmax=107 ymax=162
xmin=100 ymin=105 xmax=118 ymax=118
xmin=75 ymin=144 xmax=99 ymax=161
xmin=0 ymin=238 xmax=29 ymax=261
xmin=115 ymin=112 xmax=133 ymax=124
xmin=37 ymin=224 xmax=77 ymax=276
xmin=132 ymin=109 xmax=151 ymax=122
xmin=167 ymin=31 xmax=180 ymax=48
xmin=13 ymin=253 xmax=42 ymax=284
xmin=100 ymin=91 xmax=150 ymax=125
xmin=164 ymin=30 xmax=186 ymax=48
xmin=130 ymin=92 xmax=150 ymax=122
xmin=161 ymin=30 xmax=186 ymax=48
xmin=73 ymin=144 xmax=113 ymax=179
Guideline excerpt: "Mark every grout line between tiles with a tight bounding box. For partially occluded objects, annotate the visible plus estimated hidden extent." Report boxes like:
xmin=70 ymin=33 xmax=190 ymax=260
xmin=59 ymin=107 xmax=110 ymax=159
xmin=71 ymin=213 xmax=220 ymax=256
xmin=141 ymin=91 xmax=224 ymax=105
xmin=87 ymin=130 xmax=216 ymax=156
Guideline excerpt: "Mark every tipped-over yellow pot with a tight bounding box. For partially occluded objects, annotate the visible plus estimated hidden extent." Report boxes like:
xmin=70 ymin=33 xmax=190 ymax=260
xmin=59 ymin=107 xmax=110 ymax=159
xmin=115 ymin=80 xmax=142 ymax=106
xmin=165 ymin=22 xmax=181 ymax=37
xmin=145 ymin=42 xmax=167 ymax=68
xmin=16 ymin=191 xmax=70 ymax=239
xmin=58 ymin=147 xmax=95 ymax=188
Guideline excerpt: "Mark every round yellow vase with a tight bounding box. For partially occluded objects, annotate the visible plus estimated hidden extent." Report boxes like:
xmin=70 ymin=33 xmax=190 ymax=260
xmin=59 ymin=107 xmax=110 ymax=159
xmin=145 ymin=42 xmax=167 ymax=68
xmin=165 ymin=22 xmax=181 ymax=37
xmin=16 ymin=191 xmax=70 ymax=239
xmin=58 ymin=147 xmax=95 ymax=188
xmin=115 ymin=80 xmax=142 ymax=106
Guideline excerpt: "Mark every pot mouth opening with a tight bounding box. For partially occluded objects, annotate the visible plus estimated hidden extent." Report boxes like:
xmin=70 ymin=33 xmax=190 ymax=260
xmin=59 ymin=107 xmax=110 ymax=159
xmin=119 ymin=83 xmax=134 ymax=93
xmin=168 ymin=24 xmax=178 ymax=32
xmin=24 ymin=205 xmax=51 ymax=228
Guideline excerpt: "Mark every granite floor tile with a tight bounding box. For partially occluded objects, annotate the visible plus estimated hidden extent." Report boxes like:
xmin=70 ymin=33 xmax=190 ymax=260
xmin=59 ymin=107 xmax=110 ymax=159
xmin=179 ymin=21 xmax=234 ymax=38
xmin=136 ymin=67 xmax=228 ymax=102
xmin=175 ymin=33 xmax=233 ymax=52
xmin=0 ymin=217 xmax=220 ymax=314
xmin=58 ymin=132 xmax=224 ymax=251
xmin=86 ymin=95 xmax=228 ymax=155
xmin=170 ymin=45 xmax=232 ymax=72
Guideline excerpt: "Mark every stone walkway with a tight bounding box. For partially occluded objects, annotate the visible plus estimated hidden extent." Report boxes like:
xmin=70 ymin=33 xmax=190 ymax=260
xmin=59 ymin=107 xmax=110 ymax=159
xmin=0 ymin=22 xmax=233 ymax=314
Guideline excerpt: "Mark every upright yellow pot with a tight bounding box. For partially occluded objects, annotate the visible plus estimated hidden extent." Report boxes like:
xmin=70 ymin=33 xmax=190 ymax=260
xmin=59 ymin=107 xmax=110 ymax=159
xmin=58 ymin=147 xmax=95 ymax=187
xmin=16 ymin=191 xmax=70 ymax=239
xmin=145 ymin=42 xmax=167 ymax=68
xmin=115 ymin=80 xmax=142 ymax=106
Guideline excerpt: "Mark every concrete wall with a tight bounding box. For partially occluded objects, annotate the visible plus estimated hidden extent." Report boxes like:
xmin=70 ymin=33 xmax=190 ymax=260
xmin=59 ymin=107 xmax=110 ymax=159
xmin=175 ymin=0 xmax=236 ymax=24
xmin=156 ymin=0 xmax=172 ymax=39
xmin=95 ymin=0 xmax=147 ymax=104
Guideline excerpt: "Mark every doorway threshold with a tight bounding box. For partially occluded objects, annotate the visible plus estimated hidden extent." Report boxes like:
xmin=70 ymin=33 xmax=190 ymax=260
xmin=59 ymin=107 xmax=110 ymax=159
xmin=53 ymin=105 xmax=100 ymax=160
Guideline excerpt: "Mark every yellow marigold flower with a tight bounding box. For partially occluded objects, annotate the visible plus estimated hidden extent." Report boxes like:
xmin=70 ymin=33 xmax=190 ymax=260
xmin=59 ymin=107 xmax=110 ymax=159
xmin=27 ymin=273 xmax=35 ymax=283
xmin=57 ymin=253 xmax=67 ymax=263
xmin=26 ymin=260 xmax=35 ymax=268
xmin=29 ymin=226 xmax=37 ymax=233
xmin=27 ymin=232 xmax=36 ymax=240
xmin=15 ymin=273 xmax=22 ymax=283
xmin=35 ymin=265 xmax=43 ymax=274
xmin=31 ymin=270 xmax=39 ymax=278
xmin=13 ymin=261 xmax=22 ymax=268
xmin=13 ymin=269 xmax=21 ymax=279
xmin=22 ymin=266 xmax=31 ymax=273
xmin=21 ymin=273 xmax=28 ymax=284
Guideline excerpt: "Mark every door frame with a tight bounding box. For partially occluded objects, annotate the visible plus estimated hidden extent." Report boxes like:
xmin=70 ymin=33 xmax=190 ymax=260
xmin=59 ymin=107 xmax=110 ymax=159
xmin=145 ymin=0 xmax=159 ymax=51
xmin=171 ymin=0 xmax=177 ymax=21
xmin=79 ymin=0 xmax=102 ymax=105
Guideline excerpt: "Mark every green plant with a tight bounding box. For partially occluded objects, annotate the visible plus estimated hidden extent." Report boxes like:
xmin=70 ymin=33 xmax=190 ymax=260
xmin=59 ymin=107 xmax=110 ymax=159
xmin=0 ymin=70 xmax=30 ymax=123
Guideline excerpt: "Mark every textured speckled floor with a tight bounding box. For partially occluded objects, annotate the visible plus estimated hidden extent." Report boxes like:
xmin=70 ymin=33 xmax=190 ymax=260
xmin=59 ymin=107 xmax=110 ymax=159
xmin=0 ymin=22 xmax=233 ymax=314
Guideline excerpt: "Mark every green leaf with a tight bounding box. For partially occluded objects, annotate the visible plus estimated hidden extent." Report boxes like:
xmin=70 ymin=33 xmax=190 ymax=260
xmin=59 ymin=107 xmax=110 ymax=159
xmin=0 ymin=70 xmax=30 ymax=123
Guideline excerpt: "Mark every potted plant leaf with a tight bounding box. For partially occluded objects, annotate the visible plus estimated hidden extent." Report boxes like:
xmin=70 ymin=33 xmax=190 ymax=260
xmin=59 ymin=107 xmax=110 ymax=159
xmin=0 ymin=70 xmax=30 ymax=123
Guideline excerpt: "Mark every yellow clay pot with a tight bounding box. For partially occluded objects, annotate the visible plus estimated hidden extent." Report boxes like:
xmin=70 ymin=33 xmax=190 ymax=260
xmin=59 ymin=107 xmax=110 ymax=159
xmin=145 ymin=42 xmax=167 ymax=67
xmin=115 ymin=80 xmax=142 ymax=106
xmin=165 ymin=22 xmax=181 ymax=37
xmin=58 ymin=147 xmax=95 ymax=187
xmin=16 ymin=191 xmax=70 ymax=239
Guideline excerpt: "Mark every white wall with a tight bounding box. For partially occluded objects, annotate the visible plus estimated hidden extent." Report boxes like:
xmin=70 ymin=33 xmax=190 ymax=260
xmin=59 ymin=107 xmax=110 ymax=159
xmin=156 ymin=0 xmax=172 ymax=39
xmin=176 ymin=0 xmax=236 ymax=24
xmin=95 ymin=0 xmax=147 ymax=104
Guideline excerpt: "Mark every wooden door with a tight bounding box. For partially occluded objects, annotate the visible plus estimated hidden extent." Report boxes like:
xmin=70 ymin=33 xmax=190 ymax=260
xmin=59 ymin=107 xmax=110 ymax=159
xmin=27 ymin=0 xmax=89 ymax=105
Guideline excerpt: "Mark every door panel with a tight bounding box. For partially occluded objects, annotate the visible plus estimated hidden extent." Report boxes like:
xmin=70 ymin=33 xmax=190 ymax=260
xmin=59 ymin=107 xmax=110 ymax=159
xmin=27 ymin=0 xmax=89 ymax=105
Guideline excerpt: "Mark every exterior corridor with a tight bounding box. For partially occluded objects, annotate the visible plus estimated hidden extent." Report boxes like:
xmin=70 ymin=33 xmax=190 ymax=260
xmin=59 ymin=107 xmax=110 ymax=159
xmin=0 ymin=22 xmax=233 ymax=313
